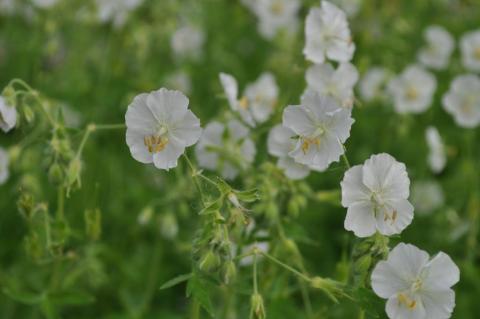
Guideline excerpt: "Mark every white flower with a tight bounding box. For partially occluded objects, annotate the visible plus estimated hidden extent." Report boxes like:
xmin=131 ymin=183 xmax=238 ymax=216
xmin=96 ymin=0 xmax=143 ymax=27
xmin=239 ymin=241 xmax=269 ymax=266
xmin=0 ymin=0 xmax=15 ymax=15
xmin=371 ymin=243 xmax=459 ymax=319
xmin=303 ymin=1 xmax=355 ymax=64
xmin=417 ymin=26 xmax=454 ymax=70
xmin=220 ymin=72 xmax=278 ymax=126
xmin=0 ymin=96 xmax=17 ymax=133
xmin=170 ymin=25 xmax=205 ymax=61
xmin=0 ymin=147 xmax=9 ymax=185
xmin=330 ymin=0 xmax=361 ymax=17
xmin=341 ymin=153 xmax=414 ymax=237
xmin=282 ymin=91 xmax=354 ymax=170
xmin=387 ymin=65 xmax=436 ymax=114
xmin=411 ymin=180 xmax=444 ymax=215
xmin=125 ymin=88 xmax=202 ymax=170
xmin=31 ymin=0 xmax=58 ymax=9
xmin=267 ymin=124 xmax=324 ymax=180
xmin=359 ymin=67 xmax=388 ymax=102
xmin=305 ymin=62 xmax=358 ymax=109
xmin=165 ymin=71 xmax=192 ymax=95
xmin=442 ymin=74 xmax=480 ymax=128
xmin=425 ymin=126 xmax=446 ymax=173
xmin=195 ymin=119 xmax=256 ymax=180
xmin=460 ymin=30 xmax=480 ymax=72
xmin=245 ymin=0 xmax=301 ymax=40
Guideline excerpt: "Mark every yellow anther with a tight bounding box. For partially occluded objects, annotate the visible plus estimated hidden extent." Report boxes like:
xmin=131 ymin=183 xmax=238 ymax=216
xmin=406 ymin=87 xmax=419 ymax=100
xmin=144 ymin=134 xmax=169 ymax=154
xmin=239 ymin=96 xmax=249 ymax=110
xmin=398 ymin=293 xmax=417 ymax=310
xmin=271 ymin=1 xmax=284 ymax=14
xmin=474 ymin=47 xmax=480 ymax=60
xmin=301 ymin=137 xmax=320 ymax=154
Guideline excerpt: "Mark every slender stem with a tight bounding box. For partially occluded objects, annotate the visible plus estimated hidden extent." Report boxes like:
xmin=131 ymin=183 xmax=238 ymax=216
xmin=341 ymin=154 xmax=351 ymax=169
xmin=190 ymin=300 xmax=200 ymax=319
xmin=93 ymin=123 xmax=126 ymax=130
xmin=75 ymin=126 xmax=93 ymax=160
xmin=261 ymin=251 xmax=311 ymax=282
xmin=253 ymin=251 xmax=258 ymax=294
xmin=183 ymin=154 xmax=206 ymax=204
xmin=57 ymin=186 xmax=65 ymax=221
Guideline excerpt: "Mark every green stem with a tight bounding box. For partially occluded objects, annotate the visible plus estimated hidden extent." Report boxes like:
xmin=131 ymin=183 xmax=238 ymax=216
xmin=183 ymin=154 xmax=206 ymax=205
xmin=190 ymin=300 xmax=200 ymax=319
xmin=261 ymin=251 xmax=311 ymax=283
xmin=57 ymin=186 xmax=65 ymax=221
xmin=253 ymin=251 xmax=258 ymax=294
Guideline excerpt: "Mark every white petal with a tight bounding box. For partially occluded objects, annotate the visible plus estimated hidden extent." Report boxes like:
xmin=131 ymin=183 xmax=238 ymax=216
xmin=219 ymin=72 xmax=239 ymax=110
xmin=170 ymin=110 xmax=202 ymax=147
xmin=126 ymin=129 xmax=153 ymax=164
xmin=282 ymin=105 xmax=316 ymax=136
xmin=421 ymin=289 xmax=456 ymax=319
xmin=385 ymin=243 xmax=430 ymax=283
xmin=152 ymin=138 xmax=185 ymax=170
xmin=228 ymin=119 xmax=250 ymax=141
xmin=278 ymin=156 xmax=310 ymax=180
xmin=371 ymin=259 xmax=411 ymax=299
xmin=341 ymin=165 xmax=371 ymax=207
xmin=125 ymin=93 xmax=157 ymax=135
xmin=376 ymin=198 xmax=414 ymax=236
xmin=423 ymin=252 xmax=460 ymax=291
xmin=146 ymin=88 xmax=189 ymax=124
xmin=344 ymin=201 xmax=376 ymax=237
xmin=267 ymin=124 xmax=295 ymax=157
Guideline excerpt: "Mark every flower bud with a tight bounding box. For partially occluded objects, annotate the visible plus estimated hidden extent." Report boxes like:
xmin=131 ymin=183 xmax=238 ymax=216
xmin=66 ymin=158 xmax=82 ymax=190
xmin=223 ymin=260 xmax=237 ymax=284
xmin=199 ymin=250 xmax=220 ymax=272
xmin=137 ymin=206 xmax=153 ymax=225
xmin=23 ymin=105 xmax=35 ymax=123
xmin=84 ymin=208 xmax=101 ymax=241
xmin=48 ymin=163 xmax=64 ymax=185
xmin=160 ymin=212 xmax=178 ymax=240
xmin=250 ymin=293 xmax=266 ymax=319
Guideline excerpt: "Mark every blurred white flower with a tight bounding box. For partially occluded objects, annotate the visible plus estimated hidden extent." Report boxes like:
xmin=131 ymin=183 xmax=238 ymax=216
xmin=195 ymin=120 xmax=256 ymax=180
xmin=267 ymin=124 xmax=324 ymax=180
xmin=359 ymin=67 xmax=388 ymax=102
xmin=0 ymin=96 xmax=17 ymax=133
xmin=330 ymin=0 xmax=362 ymax=17
xmin=243 ymin=0 xmax=301 ymax=40
xmin=165 ymin=71 xmax=192 ymax=95
xmin=442 ymin=74 xmax=480 ymax=128
xmin=411 ymin=180 xmax=444 ymax=215
xmin=341 ymin=153 xmax=413 ymax=237
xmin=125 ymin=88 xmax=202 ymax=170
xmin=170 ymin=25 xmax=205 ymax=61
xmin=305 ymin=62 xmax=358 ymax=109
xmin=460 ymin=30 xmax=480 ymax=72
xmin=304 ymin=1 xmax=355 ymax=64
xmin=282 ymin=91 xmax=354 ymax=170
xmin=371 ymin=243 xmax=459 ymax=319
xmin=387 ymin=65 xmax=436 ymax=114
xmin=0 ymin=147 xmax=9 ymax=185
xmin=96 ymin=0 xmax=143 ymax=27
xmin=418 ymin=26 xmax=454 ymax=70
xmin=31 ymin=0 xmax=58 ymax=9
xmin=0 ymin=0 xmax=15 ymax=15
xmin=220 ymin=72 xmax=278 ymax=126
xmin=425 ymin=126 xmax=446 ymax=173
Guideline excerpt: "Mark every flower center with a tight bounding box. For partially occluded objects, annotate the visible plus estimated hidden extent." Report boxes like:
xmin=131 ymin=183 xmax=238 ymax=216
xmin=397 ymin=293 xmax=417 ymax=310
xmin=405 ymin=87 xmax=419 ymax=101
xmin=474 ymin=47 xmax=480 ymax=60
xmin=239 ymin=96 xmax=249 ymax=110
xmin=271 ymin=1 xmax=284 ymax=14
xmin=300 ymin=127 xmax=325 ymax=154
xmin=144 ymin=126 xmax=169 ymax=154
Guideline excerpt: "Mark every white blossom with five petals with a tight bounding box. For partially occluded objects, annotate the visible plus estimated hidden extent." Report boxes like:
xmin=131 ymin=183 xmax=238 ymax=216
xmin=303 ymin=1 xmax=355 ymax=64
xmin=425 ymin=126 xmax=446 ymax=174
xmin=282 ymin=91 xmax=354 ymax=170
xmin=442 ymin=74 xmax=480 ymax=128
xmin=125 ymin=88 xmax=202 ymax=170
xmin=371 ymin=243 xmax=459 ymax=319
xmin=460 ymin=30 xmax=480 ymax=72
xmin=417 ymin=26 xmax=454 ymax=70
xmin=341 ymin=153 xmax=414 ymax=237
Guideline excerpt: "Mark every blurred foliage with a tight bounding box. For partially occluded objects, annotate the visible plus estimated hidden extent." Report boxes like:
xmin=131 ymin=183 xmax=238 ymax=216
xmin=0 ymin=0 xmax=479 ymax=318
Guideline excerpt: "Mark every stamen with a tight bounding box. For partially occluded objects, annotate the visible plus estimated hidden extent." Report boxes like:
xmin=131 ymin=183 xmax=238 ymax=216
xmin=144 ymin=134 xmax=169 ymax=154
xmin=397 ymin=293 xmax=417 ymax=310
xmin=301 ymin=137 xmax=320 ymax=154
xmin=474 ymin=47 xmax=480 ymax=60
xmin=406 ymin=87 xmax=419 ymax=100
xmin=239 ymin=96 xmax=249 ymax=110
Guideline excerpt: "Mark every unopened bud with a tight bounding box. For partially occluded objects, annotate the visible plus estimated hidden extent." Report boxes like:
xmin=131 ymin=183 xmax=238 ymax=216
xmin=48 ymin=163 xmax=64 ymax=185
xmin=199 ymin=250 xmax=220 ymax=272
xmin=137 ymin=206 xmax=153 ymax=225
xmin=160 ymin=212 xmax=178 ymax=240
xmin=84 ymin=208 xmax=101 ymax=241
xmin=66 ymin=158 xmax=82 ymax=189
xmin=223 ymin=260 xmax=237 ymax=284
xmin=23 ymin=105 xmax=35 ymax=123
xmin=250 ymin=293 xmax=266 ymax=319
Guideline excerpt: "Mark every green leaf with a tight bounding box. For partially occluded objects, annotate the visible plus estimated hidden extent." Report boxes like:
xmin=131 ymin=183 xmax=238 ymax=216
xmin=235 ymin=188 xmax=260 ymax=202
xmin=160 ymin=273 xmax=193 ymax=290
xmin=186 ymin=274 xmax=214 ymax=317
xmin=2 ymin=287 xmax=44 ymax=305
xmin=48 ymin=290 xmax=95 ymax=306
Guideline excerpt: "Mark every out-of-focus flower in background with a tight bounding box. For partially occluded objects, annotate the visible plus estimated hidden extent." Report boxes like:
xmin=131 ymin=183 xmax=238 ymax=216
xmin=0 ymin=146 xmax=9 ymax=185
xmin=460 ymin=29 xmax=480 ymax=72
xmin=425 ymin=126 xmax=446 ymax=174
xmin=0 ymin=96 xmax=17 ymax=133
xmin=411 ymin=180 xmax=445 ymax=215
xmin=442 ymin=74 xmax=480 ymax=128
xmin=359 ymin=67 xmax=389 ymax=102
xmin=417 ymin=25 xmax=454 ymax=70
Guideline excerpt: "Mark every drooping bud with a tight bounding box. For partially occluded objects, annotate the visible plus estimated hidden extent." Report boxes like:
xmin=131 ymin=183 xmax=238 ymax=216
xmin=249 ymin=293 xmax=266 ymax=319
xmin=160 ymin=212 xmax=178 ymax=240
xmin=199 ymin=250 xmax=220 ymax=272
xmin=223 ymin=260 xmax=237 ymax=284
xmin=48 ymin=162 xmax=64 ymax=185
xmin=84 ymin=208 xmax=101 ymax=241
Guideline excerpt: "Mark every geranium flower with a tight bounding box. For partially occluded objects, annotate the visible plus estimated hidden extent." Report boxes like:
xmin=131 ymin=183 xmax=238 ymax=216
xmin=125 ymin=88 xmax=202 ymax=170
xmin=219 ymin=72 xmax=278 ymax=126
xmin=303 ymin=1 xmax=355 ymax=64
xmin=305 ymin=62 xmax=358 ymax=109
xmin=243 ymin=0 xmax=301 ymax=40
xmin=170 ymin=25 xmax=205 ymax=61
xmin=195 ymin=119 xmax=256 ymax=180
xmin=341 ymin=153 xmax=414 ymax=237
xmin=0 ymin=147 xmax=9 ymax=185
xmin=460 ymin=30 xmax=480 ymax=72
xmin=371 ymin=243 xmax=459 ymax=319
xmin=411 ymin=180 xmax=444 ymax=215
xmin=425 ymin=126 xmax=446 ymax=174
xmin=418 ymin=26 xmax=454 ymax=70
xmin=267 ymin=124 xmax=324 ymax=180
xmin=387 ymin=65 xmax=436 ymax=114
xmin=0 ymin=96 xmax=17 ymax=133
xmin=442 ymin=74 xmax=480 ymax=128
xmin=165 ymin=71 xmax=192 ymax=95
xmin=359 ymin=67 xmax=388 ymax=102
xmin=282 ymin=91 xmax=354 ymax=170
